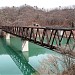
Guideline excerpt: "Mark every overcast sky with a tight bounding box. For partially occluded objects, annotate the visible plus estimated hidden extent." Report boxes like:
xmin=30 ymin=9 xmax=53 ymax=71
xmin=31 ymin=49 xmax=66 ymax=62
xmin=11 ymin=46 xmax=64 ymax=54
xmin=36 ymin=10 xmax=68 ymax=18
xmin=0 ymin=0 xmax=75 ymax=9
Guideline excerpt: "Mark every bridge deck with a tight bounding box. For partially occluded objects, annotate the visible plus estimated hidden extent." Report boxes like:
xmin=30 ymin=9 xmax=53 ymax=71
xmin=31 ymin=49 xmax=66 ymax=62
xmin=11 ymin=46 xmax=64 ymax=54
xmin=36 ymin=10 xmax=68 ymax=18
xmin=2 ymin=26 xmax=75 ymax=58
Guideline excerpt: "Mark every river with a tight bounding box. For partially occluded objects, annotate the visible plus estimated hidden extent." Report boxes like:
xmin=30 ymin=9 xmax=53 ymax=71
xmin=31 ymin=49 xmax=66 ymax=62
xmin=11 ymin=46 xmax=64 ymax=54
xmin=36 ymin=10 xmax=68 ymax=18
xmin=0 ymin=37 xmax=74 ymax=75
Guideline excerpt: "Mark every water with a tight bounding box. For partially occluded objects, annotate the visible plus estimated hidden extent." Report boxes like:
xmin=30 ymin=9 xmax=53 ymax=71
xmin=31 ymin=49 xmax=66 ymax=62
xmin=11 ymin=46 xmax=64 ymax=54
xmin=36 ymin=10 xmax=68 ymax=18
xmin=0 ymin=38 xmax=36 ymax=75
xmin=0 ymin=37 xmax=74 ymax=75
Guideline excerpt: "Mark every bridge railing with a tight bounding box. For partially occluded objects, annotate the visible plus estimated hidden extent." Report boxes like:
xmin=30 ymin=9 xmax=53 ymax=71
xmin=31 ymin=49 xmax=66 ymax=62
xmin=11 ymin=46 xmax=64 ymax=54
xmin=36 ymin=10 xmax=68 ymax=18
xmin=2 ymin=26 xmax=75 ymax=57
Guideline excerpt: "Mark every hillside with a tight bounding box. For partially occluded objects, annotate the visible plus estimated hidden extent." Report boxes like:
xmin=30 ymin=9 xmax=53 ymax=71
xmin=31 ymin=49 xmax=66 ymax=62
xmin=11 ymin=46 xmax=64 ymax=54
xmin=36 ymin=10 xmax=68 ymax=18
xmin=0 ymin=5 xmax=75 ymax=27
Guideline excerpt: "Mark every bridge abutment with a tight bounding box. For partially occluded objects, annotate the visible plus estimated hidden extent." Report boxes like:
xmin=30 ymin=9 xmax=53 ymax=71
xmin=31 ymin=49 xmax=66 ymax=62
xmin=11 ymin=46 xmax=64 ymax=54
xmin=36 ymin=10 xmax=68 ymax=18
xmin=0 ymin=29 xmax=3 ymax=37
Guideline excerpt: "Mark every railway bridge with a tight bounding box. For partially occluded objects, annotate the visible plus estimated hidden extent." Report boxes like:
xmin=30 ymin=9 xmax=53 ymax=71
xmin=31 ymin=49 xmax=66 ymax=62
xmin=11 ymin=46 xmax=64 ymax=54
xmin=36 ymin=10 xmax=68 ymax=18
xmin=1 ymin=26 xmax=75 ymax=58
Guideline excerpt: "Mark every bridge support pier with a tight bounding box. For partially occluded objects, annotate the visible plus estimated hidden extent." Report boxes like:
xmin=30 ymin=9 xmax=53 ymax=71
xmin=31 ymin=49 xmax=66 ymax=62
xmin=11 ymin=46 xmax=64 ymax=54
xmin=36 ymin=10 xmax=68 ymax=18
xmin=6 ymin=33 xmax=10 ymax=44
xmin=59 ymin=30 xmax=63 ymax=36
xmin=22 ymin=40 xmax=29 ymax=52
xmin=22 ymin=40 xmax=29 ymax=61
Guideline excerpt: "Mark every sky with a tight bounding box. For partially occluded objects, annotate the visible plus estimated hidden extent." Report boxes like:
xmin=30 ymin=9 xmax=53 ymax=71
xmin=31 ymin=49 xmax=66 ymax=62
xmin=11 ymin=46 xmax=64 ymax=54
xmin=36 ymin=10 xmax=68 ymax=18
xmin=0 ymin=0 xmax=75 ymax=9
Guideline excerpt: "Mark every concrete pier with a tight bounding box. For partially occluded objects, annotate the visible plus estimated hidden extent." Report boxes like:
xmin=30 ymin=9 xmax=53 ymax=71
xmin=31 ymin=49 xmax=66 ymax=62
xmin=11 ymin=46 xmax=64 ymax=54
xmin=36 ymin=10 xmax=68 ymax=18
xmin=59 ymin=30 xmax=63 ymax=36
xmin=22 ymin=40 xmax=29 ymax=61
xmin=22 ymin=40 xmax=29 ymax=52
xmin=6 ymin=33 xmax=10 ymax=44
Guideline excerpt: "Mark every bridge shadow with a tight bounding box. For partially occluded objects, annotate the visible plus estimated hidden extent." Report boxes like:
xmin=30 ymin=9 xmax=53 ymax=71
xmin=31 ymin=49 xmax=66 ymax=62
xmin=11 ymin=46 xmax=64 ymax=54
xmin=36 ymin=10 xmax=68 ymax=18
xmin=1 ymin=38 xmax=36 ymax=75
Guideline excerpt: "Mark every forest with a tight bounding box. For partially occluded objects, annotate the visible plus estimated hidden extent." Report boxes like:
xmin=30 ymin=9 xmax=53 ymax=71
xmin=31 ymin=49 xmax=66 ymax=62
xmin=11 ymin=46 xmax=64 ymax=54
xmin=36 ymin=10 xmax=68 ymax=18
xmin=0 ymin=5 xmax=75 ymax=27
